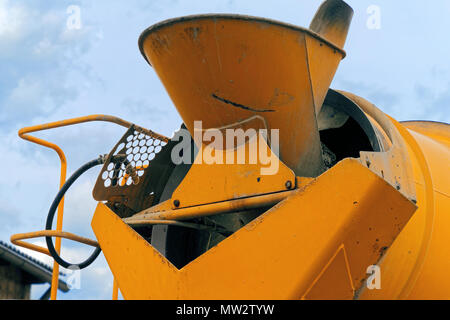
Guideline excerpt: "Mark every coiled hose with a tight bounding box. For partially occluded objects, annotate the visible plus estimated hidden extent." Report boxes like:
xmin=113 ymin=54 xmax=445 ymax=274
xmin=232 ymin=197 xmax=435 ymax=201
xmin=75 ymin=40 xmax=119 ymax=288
xmin=45 ymin=156 xmax=105 ymax=269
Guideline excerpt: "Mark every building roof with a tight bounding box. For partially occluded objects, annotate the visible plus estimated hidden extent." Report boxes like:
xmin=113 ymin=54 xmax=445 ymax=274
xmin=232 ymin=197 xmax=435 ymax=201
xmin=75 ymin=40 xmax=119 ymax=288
xmin=0 ymin=240 xmax=69 ymax=292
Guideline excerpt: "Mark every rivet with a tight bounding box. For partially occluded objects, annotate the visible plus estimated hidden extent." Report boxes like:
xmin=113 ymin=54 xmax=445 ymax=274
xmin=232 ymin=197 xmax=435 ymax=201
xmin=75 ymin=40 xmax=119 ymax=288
xmin=285 ymin=181 xmax=293 ymax=190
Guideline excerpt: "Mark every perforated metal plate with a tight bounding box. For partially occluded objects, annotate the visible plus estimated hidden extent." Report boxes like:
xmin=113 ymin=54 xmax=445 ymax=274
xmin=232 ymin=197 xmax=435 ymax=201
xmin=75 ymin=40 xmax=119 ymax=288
xmin=93 ymin=124 xmax=170 ymax=213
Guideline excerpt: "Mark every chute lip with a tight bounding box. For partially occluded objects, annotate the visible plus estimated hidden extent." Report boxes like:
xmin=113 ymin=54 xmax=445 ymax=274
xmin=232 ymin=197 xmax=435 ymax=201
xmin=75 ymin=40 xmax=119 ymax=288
xmin=138 ymin=13 xmax=347 ymax=67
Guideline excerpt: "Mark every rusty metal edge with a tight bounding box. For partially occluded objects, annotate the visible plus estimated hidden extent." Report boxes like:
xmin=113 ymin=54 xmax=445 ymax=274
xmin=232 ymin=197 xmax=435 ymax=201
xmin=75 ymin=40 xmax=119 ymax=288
xmin=138 ymin=13 xmax=347 ymax=66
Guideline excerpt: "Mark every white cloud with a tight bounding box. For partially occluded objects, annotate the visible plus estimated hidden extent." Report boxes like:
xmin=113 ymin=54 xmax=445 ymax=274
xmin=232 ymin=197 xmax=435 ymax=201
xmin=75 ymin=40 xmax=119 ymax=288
xmin=8 ymin=76 xmax=45 ymax=106
xmin=0 ymin=0 xmax=28 ymax=40
xmin=0 ymin=0 xmax=97 ymax=127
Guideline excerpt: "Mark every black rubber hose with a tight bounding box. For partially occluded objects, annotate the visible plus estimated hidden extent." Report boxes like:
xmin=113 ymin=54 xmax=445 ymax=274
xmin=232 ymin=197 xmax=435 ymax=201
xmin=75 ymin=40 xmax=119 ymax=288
xmin=45 ymin=157 xmax=104 ymax=270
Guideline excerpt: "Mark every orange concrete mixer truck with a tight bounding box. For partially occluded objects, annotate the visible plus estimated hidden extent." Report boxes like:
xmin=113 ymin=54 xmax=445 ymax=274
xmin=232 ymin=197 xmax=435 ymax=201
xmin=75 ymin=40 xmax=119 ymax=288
xmin=11 ymin=0 xmax=450 ymax=300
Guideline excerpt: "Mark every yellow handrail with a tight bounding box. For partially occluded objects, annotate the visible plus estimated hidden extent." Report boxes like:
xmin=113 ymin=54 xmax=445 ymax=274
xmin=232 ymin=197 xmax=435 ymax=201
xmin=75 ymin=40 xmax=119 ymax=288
xmin=112 ymin=278 xmax=119 ymax=300
xmin=14 ymin=114 xmax=132 ymax=300
xmin=11 ymin=230 xmax=99 ymax=255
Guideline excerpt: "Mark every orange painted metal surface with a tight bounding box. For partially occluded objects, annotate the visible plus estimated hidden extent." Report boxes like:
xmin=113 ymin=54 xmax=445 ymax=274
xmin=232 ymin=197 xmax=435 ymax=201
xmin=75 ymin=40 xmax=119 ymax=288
xmin=402 ymin=121 xmax=450 ymax=148
xmin=338 ymin=91 xmax=417 ymax=201
xmin=359 ymin=121 xmax=450 ymax=299
xmin=104 ymin=93 xmax=449 ymax=300
xmin=139 ymin=14 xmax=350 ymax=177
xmin=92 ymin=159 xmax=416 ymax=299
xmin=169 ymin=132 xmax=295 ymax=209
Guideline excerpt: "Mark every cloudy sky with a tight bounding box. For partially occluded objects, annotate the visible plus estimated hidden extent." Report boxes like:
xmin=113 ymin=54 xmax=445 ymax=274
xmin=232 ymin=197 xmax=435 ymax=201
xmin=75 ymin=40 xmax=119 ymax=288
xmin=0 ymin=0 xmax=449 ymax=300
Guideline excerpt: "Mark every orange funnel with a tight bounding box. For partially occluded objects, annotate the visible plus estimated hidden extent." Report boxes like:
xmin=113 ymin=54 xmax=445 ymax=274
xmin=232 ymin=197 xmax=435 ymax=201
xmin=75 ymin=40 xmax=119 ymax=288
xmin=139 ymin=0 xmax=353 ymax=176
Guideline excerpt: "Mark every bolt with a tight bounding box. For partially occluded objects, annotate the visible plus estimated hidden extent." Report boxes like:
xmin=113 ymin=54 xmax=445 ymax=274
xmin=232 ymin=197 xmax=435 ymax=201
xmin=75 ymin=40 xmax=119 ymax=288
xmin=173 ymin=199 xmax=180 ymax=208
xmin=285 ymin=180 xmax=293 ymax=190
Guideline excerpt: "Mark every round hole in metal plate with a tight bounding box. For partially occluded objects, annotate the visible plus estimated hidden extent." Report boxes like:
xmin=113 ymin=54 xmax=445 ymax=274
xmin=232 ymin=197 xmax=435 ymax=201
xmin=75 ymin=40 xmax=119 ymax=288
xmin=115 ymin=143 xmax=125 ymax=155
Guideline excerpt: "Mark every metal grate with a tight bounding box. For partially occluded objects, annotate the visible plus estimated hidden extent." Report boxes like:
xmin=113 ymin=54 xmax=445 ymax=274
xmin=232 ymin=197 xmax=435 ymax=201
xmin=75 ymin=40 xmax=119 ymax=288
xmin=93 ymin=124 xmax=170 ymax=213
xmin=100 ymin=128 xmax=167 ymax=188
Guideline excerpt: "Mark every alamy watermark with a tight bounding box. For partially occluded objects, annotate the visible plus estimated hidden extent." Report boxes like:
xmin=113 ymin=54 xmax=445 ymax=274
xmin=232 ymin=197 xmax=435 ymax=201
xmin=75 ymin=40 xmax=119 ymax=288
xmin=170 ymin=121 xmax=280 ymax=176
xmin=66 ymin=5 xmax=82 ymax=30
xmin=366 ymin=265 xmax=381 ymax=290
xmin=367 ymin=5 xmax=381 ymax=30
xmin=66 ymin=265 xmax=81 ymax=290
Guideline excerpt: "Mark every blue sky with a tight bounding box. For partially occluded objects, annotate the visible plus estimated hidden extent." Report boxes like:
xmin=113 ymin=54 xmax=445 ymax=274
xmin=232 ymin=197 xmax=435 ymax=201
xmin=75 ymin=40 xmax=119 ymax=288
xmin=0 ymin=0 xmax=449 ymax=299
